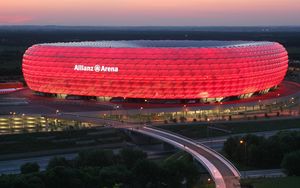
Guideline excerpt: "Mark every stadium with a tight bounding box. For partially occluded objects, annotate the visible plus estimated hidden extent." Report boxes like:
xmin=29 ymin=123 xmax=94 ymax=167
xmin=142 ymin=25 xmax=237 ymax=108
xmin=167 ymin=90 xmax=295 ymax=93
xmin=22 ymin=40 xmax=288 ymax=103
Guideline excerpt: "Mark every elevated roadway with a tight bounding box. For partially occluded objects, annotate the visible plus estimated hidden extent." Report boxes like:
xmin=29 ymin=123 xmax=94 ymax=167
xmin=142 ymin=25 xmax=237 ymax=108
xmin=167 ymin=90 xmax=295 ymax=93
xmin=41 ymin=113 xmax=242 ymax=188
xmin=130 ymin=126 xmax=240 ymax=188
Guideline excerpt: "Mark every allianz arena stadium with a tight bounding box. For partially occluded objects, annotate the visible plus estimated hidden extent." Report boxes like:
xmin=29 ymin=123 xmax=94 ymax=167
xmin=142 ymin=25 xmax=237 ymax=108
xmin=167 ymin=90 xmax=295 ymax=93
xmin=22 ymin=40 xmax=288 ymax=102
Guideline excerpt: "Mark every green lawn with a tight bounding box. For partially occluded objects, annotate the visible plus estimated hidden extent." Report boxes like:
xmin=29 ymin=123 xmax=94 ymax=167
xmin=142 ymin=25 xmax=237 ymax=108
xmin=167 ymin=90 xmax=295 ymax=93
xmin=242 ymin=177 xmax=300 ymax=188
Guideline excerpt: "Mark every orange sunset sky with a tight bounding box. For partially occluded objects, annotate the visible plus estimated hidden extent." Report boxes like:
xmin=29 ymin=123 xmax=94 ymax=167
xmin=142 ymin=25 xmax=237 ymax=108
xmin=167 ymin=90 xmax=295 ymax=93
xmin=1 ymin=0 xmax=300 ymax=26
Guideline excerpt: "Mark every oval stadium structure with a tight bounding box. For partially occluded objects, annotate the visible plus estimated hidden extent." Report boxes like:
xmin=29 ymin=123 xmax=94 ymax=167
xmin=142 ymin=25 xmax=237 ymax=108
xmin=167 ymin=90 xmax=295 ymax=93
xmin=22 ymin=40 xmax=288 ymax=100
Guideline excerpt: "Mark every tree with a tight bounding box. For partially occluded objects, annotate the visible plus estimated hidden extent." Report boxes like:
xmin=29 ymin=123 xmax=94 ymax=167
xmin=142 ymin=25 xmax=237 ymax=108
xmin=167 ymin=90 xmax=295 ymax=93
xmin=258 ymin=136 xmax=283 ymax=168
xmin=76 ymin=149 xmax=115 ymax=168
xmin=45 ymin=166 xmax=84 ymax=188
xmin=20 ymin=162 xmax=40 ymax=174
xmin=223 ymin=131 xmax=300 ymax=169
xmin=162 ymin=159 xmax=198 ymax=188
xmin=223 ymin=136 xmax=243 ymax=162
xmin=25 ymin=175 xmax=45 ymax=188
xmin=0 ymin=174 xmax=18 ymax=188
xmin=99 ymin=165 xmax=132 ymax=187
xmin=119 ymin=148 xmax=147 ymax=168
xmin=281 ymin=150 xmax=300 ymax=176
xmin=132 ymin=159 xmax=164 ymax=188
xmin=47 ymin=157 xmax=70 ymax=170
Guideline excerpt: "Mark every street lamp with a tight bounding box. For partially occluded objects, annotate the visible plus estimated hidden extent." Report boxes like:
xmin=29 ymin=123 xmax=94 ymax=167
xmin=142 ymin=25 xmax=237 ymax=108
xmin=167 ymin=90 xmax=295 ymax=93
xmin=182 ymin=105 xmax=188 ymax=122
xmin=10 ymin=112 xmax=16 ymax=133
xmin=115 ymin=105 xmax=120 ymax=120
xmin=139 ymin=107 xmax=143 ymax=124
xmin=207 ymin=178 xmax=211 ymax=184
xmin=240 ymin=139 xmax=247 ymax=178
xmin=22 ymin=113 xmax=25 ymax=130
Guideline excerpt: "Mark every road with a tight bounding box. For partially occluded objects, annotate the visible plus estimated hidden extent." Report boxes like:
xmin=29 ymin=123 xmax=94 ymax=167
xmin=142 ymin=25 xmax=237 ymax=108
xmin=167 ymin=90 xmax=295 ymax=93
xmin=0 ymin=153 xmax=76 ymax=174
xmin=240 ymin=169 xmax=285 ymax=178
xmin=131 ymin=126 xmax=241 ymax=188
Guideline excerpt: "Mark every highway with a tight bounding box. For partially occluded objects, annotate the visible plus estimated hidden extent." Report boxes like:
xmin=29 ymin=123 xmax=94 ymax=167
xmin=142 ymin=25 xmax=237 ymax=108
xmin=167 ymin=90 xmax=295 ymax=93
xmin=240 ymin=169 xmax=285 ymax=179
xmin=0 ymin=153 xmax=76 ymax=174
xmin=131 ymin=126 xmax=241 ymax=188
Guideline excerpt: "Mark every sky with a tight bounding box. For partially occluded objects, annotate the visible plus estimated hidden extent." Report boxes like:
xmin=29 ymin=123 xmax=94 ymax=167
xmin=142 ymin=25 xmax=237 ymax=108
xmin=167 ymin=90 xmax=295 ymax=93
xmin=1 ymin=0 xmax=300 ymax=26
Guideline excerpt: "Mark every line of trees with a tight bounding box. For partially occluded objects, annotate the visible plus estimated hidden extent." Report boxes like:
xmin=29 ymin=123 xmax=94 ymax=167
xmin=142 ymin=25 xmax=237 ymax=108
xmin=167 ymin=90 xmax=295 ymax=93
xmin=223 ymin=131 xmax=300 ymax=175
xmin=0 ymin=148 xmax=200 ymax=188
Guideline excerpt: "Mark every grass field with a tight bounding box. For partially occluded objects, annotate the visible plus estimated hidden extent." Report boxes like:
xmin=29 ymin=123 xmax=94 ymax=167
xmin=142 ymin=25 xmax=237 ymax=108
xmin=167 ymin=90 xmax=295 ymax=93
xmin=157 ymin=118 xmax=300 ymax=139
xmin=242 ymin=177 xmax=300 ymax=188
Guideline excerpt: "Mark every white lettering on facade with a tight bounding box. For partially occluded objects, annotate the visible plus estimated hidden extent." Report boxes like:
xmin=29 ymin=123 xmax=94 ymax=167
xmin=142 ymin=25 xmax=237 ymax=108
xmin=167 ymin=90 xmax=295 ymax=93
xmin=74 ymin=64 xmax=119 ymax=73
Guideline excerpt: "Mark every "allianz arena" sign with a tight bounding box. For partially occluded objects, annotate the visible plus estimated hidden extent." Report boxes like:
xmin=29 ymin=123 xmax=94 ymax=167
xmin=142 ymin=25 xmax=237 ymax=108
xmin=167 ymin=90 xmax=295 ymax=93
xmin=74 ymin=64 xmax=119 ymax=73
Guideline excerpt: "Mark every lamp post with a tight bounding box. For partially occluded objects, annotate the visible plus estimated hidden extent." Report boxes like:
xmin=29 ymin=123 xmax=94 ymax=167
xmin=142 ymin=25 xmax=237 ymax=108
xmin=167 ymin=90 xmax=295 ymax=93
xmin=206 ymin=118 xmax=211 ymax=144
xmin=22 ymin=113 xmax=25 ymax=130
xmin=115 ymin=105 xmax=120 ymax=120
xmin=183 ymin=105 xmax=188 ymax=122
xmin=240 ymin=139 xmax=247 ymax=178
xmin=219 ymin=102 xmax=223 ymax=120
xmin=206 ymin=178 xmax=212 ymax=188
xmin=139 ymin=107 xmax=143 ymax=124
xmin=9 ymin=112 xmax=13 ymax=132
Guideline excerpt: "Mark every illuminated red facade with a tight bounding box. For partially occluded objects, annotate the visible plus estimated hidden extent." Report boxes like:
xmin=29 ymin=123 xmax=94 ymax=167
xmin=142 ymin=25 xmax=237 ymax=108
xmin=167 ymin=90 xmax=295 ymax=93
xmin=22 ymin=41 xmax=288 ymax=99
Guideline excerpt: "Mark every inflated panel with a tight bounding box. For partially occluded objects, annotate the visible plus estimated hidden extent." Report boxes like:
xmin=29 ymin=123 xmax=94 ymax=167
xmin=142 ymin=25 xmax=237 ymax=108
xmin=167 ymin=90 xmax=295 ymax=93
xmin=22 ymin=40 xmax=288 ymax=99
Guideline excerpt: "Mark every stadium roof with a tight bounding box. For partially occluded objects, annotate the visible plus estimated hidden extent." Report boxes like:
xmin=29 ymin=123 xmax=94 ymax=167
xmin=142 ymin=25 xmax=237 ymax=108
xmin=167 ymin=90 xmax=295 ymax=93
xmin=40 ymin=40 xmax=274 ymax=48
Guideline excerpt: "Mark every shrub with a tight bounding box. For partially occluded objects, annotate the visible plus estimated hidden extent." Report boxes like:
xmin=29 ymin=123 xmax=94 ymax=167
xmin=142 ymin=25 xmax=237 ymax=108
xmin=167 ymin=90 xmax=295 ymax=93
xmin=281 ymin=150 xmax=300 ymax=176
xmin=47 ymin=157 xmax=70 ymax=170
xmin=76 ymin=149 xmax=115 ymax=167
xmin=20 ymin=162 xmax=40 ymax=174
xmin=119 ymin=148 xmax=147 ymax=168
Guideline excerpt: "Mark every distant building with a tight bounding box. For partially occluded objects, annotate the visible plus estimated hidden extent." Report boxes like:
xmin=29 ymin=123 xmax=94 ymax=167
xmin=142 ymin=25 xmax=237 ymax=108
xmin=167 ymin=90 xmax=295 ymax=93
xmin=22 ymin=40 xmax=288 ymax=102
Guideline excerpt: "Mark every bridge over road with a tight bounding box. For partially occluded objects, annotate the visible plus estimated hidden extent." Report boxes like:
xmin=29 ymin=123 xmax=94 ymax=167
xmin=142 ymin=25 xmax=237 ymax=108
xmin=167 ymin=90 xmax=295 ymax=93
xmin=45 ymin=113 xmax=241 ymax=188
xmin=129 ymin=126 xmax=241 ymax=188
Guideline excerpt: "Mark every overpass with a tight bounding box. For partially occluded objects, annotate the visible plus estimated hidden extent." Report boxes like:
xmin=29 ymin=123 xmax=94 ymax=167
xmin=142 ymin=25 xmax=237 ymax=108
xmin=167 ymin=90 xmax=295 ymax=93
xmin=129 ymin=126 xmax=240 ymax=188
xmin=45 ymin=113 xmax=241 ymax=188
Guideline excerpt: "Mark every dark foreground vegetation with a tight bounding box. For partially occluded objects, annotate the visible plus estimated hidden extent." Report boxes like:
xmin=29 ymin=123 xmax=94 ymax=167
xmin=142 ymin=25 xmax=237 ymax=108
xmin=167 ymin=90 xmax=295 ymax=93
xmin=0 ymin=148 xmax=200 ymax=188
xmin=223 ymin=130 xmax=300 ymax=175
xmin=1 ymin=26 xmax=300 ymax=78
